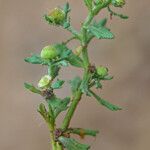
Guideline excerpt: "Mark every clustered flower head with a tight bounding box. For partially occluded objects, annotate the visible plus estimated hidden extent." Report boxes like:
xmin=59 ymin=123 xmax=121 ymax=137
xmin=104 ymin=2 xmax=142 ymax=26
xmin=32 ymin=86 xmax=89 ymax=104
xmin=40 ymin=45 xmax=58 ymax=60
xmin=96 ymin=66 xmax=108 ymax=78
xmin=48 ymin=8 xmax=65 ymax=24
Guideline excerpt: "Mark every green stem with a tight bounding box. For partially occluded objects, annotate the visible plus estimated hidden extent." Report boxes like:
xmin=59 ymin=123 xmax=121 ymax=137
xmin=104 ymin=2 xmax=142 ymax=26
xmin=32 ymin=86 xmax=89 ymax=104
xmin=47 ymin=103 xmax=57 ymax=150
xmin=61 ymin=90 xmax=82 ymax=130
xmin=63 ymin=36 xmax=76 ymax=45
xmin=66 ymin=26 xmax=81 ymax=40
xmin=61 ymin=11 xmax=94 ymax=132
xmin=93 ymin=0 xmax=112 ymax=15
xmin=47 ymin=120 xmax=56 ymax=150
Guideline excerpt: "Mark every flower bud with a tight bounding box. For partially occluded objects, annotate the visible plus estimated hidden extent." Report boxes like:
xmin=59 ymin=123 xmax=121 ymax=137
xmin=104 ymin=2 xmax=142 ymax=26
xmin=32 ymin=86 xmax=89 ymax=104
xmin=111 ymin=0 xmax=125 ymax=7
xmin=38 ymin=75 xmax=52 ymax=89
xmin=96 ymin=66 xmax=108 ymax=77
xmin=41 ymin=45 xmax=58 ymax=59
xmin=48 ymin=8 xmax=65 ymax=24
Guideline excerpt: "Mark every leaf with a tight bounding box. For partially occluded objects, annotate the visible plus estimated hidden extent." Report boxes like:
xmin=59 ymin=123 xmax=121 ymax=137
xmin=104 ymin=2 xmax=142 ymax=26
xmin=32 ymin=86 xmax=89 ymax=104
xmin=37 ymin=103 xmax=49 ymax=121
xmin=94 ymin=0 xmax=102 ymax=5
xmin=92 ymin=18 xmax=107 ymax=28
xmin=67 ymin=53 xmax=84 ymax=68
xmin=63 ymin=2 xmax=71 ymax=14
xmin=51 ymin=79 xmax=65 ymax=89
xmin=24 ymin=83 xmax=41 ymax=94
xmin=68 ymin=128 xmax=99 ymax=137
xmin=24 ymin=54 xmax=48 ymax=65
xmin=58 ymin=136 xmax=90 ymax=150
xmin=69 ymin=77 xmax=82 ymax=93
xmin=94 ymin=79 xmax=102 ymax=89
xmin=54 ymin=44 xmax=71 ymax=59
xmin=47 ymin=96 xmax=70 ymax=118
xmin=56 ymin=60 xmax=68 ymax=67
xmin=80 ymin=74 xmax=92 ymax=96
xmin=103 ymin=75 xmax=113 ymax=80
xmin=89 ymin=26 xmax=114 ymax=39
xmin=53 ymin=44 xmax=84 ymax=68
xmin=89 ymin=90 xmax=122 ymax=111
xmin=44 ymin=15 xmax=53 ymax=24
xmin=84 ymin=0 xmax=93 ymax=10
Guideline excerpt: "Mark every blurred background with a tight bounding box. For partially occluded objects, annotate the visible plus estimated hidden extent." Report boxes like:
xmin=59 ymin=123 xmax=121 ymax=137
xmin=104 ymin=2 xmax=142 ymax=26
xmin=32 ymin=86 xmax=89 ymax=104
xmin=0 ymin=0 xmax=150 ymax=150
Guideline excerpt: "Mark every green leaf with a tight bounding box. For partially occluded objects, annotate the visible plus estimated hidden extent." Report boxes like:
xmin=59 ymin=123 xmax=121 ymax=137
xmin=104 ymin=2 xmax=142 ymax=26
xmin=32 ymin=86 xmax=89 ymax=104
xmin=53 ymin=44 xmax=84 ymax=68
xmin=67 ymin=53 xmax=84 ymax=68
xmin=37 ymin=103 xmax=49 ymax=122
xmin=95 ymin=79 xmax=102 ymax=89
xmin=24 ymin=54 xmax=48 ymax=65
xmin=94 ymin=0 xmax=102 ymax=5
xmin=51 ymin=79 xmax=65 ymax=89
xmin=55 ymin=60 xmax=68 ymax=67
xmin=92 ymin=18 xmax=107 ymax=28
xmin=58 ymin=136 xmax=90 ymax=150
xmin=103 ymin=75 xmax=113 ymax=80
xmin=89 ymin=26 xmax=114 ymax=39
xmin=44 ymin=15 xmax=53 ymax=24
xmin=69 ymin=77 xmax=82 ymax=94
xmin=63 ymin=2 xmax=71 ymax=14
xmin=68 ymin=128 xmax=99 ymax=137
xmin=80 ymin=74 xmax=92 ymax=96
xmin=54 ymin=44 xmax=71 ymax=59
xmin=89 ymin=90 xmax=122 ymax=111
xmin=84 ymin=0 xmax=93 ymax=10
xmin=24 ymin=83 xmax=41 ymax=94
xmin=47 ymin=96 xmax=70 ymax=118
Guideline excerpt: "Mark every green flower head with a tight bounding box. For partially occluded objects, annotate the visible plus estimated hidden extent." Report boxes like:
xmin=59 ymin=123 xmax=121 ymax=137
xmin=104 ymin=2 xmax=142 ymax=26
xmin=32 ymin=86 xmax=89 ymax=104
xmin=48 ymin=8 xmax=65 ymax=24
xmin=38 ymin=75 xmax=52 ymax=89
xmin=41 ymin=45 xmax=58 ymax=60
xmin=96 ymin=66 xmax=108 ymax=77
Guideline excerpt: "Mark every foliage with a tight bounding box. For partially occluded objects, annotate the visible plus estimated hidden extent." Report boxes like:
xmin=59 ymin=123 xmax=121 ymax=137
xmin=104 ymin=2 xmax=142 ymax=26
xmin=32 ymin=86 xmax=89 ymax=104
xmin=24 ymin=0 xmax=128 ymax=149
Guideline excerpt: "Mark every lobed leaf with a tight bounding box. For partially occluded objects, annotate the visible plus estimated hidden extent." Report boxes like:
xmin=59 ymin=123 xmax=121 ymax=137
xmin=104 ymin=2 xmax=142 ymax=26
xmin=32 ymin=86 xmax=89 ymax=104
xmin=89 ymin=26 xmax=114 ymax=39
xmin=92 ymin=18 xmax=107 ymax=28
xmin=84 ymin=0 xmax=93 ymax=10
xmin=67 ymin=53 xmax=84 ymax=68
xmin=51 ymin=79 xmax=65 ymax=89
xmin=24 ymin=54 xmax=48 ymax=65
xmin=89 ymin=90 xmax=122 ymax=111
xmin=68 ymin=128 xmax=99 ymax=137
xmin=58 ymin=136 xmax=90 ymax=150
xmin=69 ymin=77 xmax=82 ymax=94
xmin=47 ymin=96 xmax=70 ymax=118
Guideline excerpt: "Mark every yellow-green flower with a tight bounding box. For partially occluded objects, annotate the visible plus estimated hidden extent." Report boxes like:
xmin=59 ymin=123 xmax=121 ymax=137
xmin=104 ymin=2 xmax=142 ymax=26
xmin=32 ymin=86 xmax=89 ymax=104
xmin=38 ymin=75 xmax=52 ymax=89
xmin=97 ymin=66 xmax=108 ymax=77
